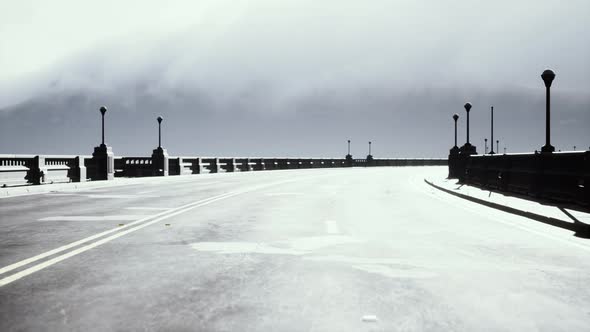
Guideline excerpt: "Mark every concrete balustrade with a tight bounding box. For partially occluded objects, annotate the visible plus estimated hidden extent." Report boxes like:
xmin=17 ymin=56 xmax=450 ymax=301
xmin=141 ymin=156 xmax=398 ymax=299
xmin=0 ymin=153 xmax=447 ymax=188
xmin=0 ymin=154 xmax=88 ymax=187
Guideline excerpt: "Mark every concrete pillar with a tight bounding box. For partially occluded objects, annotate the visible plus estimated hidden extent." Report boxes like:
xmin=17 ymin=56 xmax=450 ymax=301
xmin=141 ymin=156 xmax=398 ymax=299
xmin=151 ymin=147 xmax=169 ymax=176
xmin=74 ymin=156 xmax=87 ymax=182
xmin=27 ymin=155 xmax=46 ymax=185
xmin=91 ymin=145 xmax=114 ymax=180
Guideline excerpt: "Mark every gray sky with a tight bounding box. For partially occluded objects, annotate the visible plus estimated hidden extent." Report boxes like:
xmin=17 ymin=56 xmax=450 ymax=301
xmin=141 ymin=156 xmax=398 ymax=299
xmin=1 ymin=0 xmax=589 ymax=157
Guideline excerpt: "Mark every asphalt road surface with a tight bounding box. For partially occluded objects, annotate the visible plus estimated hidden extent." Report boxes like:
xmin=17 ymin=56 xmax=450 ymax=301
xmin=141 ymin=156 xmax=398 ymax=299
xmin=1 ymin=167 xmax=590 ymax=331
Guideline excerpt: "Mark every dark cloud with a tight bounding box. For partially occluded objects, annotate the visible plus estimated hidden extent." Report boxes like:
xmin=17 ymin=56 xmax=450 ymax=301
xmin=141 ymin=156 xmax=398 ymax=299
xmin=1 ymin=0 xmax=589 ymax=156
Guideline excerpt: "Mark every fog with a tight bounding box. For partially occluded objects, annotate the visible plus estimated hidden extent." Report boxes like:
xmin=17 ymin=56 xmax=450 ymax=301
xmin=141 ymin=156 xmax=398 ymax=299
xmin=1 ymin=0 xmax=589 ymax=157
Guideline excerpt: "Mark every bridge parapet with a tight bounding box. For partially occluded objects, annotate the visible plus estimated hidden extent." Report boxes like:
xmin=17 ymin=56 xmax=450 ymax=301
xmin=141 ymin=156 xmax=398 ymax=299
xmin=0 ymin=154 xmax=447 ymax=188
xmin=0 ymin=154 xmax=88 ymax=186
xmin=449 ymin=151 xmax=590 ymax=208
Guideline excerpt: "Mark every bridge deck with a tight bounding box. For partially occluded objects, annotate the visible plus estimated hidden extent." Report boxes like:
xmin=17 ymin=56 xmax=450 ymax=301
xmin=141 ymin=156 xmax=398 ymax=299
xmin=1 ymin=167 xmax=589 ymax=331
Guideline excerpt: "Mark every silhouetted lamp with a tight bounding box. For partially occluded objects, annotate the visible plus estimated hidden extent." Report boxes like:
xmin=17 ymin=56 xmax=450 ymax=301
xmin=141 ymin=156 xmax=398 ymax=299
xmin=485 ymin=138 xmax=488 ymax=154
xmin=459 ymin=102 xmax=477 ymax=155
xmin=100 ymin=106 xmax=107 ymax=146
xmin=91 ymin=105 xmax=114 ymax=180
xmin=152 ymin=115 xmax=169 ymax=176
xmin=465 ymin=102 xmax=472 ymax=144
xmin=157 ymin=116 xmax=163 ymax=148
xmin=367 ymin=141 xmax=373 ymax=161
xmin=345 ymin=139 xmax=353 ymax=166
xmin=452 ymin=113 xmax=459 ymax=148
xmin=541 ymin=69 xmax=556 ymax=153
xmin=489 ymin=106 xmax=495 ymax=154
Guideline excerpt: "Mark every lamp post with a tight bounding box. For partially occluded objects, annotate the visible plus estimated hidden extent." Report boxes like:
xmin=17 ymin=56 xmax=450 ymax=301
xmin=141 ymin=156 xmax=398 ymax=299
xmin=157 ymin=116 xmax=163 ymax=148
xmin=453 ymin=113 xmax=459 ymax=148
xmin=368 ymin=141 xmax=372 ymax=156
xmin=90 ymin=105 xmax=114 ymax=181
xmin=496 ymin=140 xmax=499 ymax=154
xmin=459 ymin=102 xmax=477 ymax=155
xmin=490 ymin=106 xmax=495 ymax=154
xmin=465 ymin=102 xmax=472 ymax=145
xmin=347 ymin=140 xmax=351 ymax=156
xmin=574 ymin=146 xmax=576 ymax=151
xmin=485 ymin=139 xmax=488 ymax=154
xmin=504 ymin=146 xmax=507 ymax=154
xmin=151 ymin=116 xmax=169 ymax=176
xmin=100 ymin=106 xmax=107 ymax=146
xmin=541 ymin=69 xmax=556 ymax=153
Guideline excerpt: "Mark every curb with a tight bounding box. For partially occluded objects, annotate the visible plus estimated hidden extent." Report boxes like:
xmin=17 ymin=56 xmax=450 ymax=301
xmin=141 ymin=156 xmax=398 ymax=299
xmin=424 ymin=179 xmax=590 ymax=238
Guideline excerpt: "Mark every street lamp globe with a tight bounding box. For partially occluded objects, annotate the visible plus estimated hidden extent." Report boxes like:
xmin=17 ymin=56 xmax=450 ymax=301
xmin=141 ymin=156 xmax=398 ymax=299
xmin=541 ymin=69 xmax=556 ymax=88
xmin=464 ymin=103 xmax=472 ymax=112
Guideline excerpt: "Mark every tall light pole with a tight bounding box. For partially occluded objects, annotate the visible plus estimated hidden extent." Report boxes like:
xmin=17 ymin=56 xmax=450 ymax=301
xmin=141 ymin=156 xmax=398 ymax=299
xmin=347 ymin=140 xmax=351 ymax=156
xmin=465 ymin=102 xmax=472 ymax=145
xmin=485 ymin=138 xmax=488 ymax=154
xmin=541 ymin=69 xmax=556 ymax=153
xmin=368 ymin=141 xmax=372 ymax=155
xmin=496 ymin=140 xmax=499 ymax=154
xmin=490 ymin=106 xmax=495 ymax=154
xmin=460 ymin=102 xmax=477 ymax=155
xmin=157 ymin=116 xmax=163 ymax=148
xmin=452 ymin=113 xmax=459 ymax=148
xmin=100 ymin=106 xmax=107 ymax=146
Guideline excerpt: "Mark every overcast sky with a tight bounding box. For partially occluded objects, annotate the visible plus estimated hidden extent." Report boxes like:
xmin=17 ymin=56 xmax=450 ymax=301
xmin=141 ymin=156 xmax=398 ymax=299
xmin=1 ymin=0 xmax=589 ymax=157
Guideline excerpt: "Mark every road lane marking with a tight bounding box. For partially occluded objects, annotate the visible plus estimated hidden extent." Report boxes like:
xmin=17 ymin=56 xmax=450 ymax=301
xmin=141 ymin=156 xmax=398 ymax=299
xmin=361 ymin=315 xmax=378 ymax=323
xmin=325 ymin=220 xmax=340 ymax=234
xmin=38 ymin=215 xmax=146 ymax=222
xmin=0 ymin=191 xmax=236 ymax=277
xmin=0 ymin=174 xmax=326 ymax=287
xmin=0 ymin=191 xmax=242 ymax=287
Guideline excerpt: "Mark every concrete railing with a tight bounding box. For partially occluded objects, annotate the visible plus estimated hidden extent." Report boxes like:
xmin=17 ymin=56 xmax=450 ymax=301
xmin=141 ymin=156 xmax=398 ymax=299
xmin=0 ymin=154 xmax=87 ymax=187
xmin=448 ymin=151 xmax=590 ymax=208
xmin=0 ymin=153 xmax=447 ymax=187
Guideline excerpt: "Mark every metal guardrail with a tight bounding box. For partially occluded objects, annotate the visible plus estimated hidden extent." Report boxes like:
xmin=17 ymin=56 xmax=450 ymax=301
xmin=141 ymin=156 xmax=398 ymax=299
xmin=0 ymin=153 xmax=447 ymax=187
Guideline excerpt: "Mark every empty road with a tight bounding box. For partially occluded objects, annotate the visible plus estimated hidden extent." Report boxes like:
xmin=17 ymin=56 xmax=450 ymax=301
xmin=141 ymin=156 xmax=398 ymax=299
xmin=1 ymin=167 xmax=590 ymax=331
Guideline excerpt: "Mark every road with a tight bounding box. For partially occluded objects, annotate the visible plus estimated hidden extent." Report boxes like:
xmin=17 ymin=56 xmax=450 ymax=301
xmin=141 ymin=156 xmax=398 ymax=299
xmin=1 ymin=167 xmax=590 ymax=331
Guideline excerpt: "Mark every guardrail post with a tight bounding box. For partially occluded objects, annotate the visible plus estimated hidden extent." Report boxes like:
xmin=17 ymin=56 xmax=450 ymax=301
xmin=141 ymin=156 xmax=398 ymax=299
xmin=151 ymin=147 xmax=169 ymax=176
xmin=584 ymin=151 xmax=590 ymax=207
xmin=90 ymin=145 xmax=115 ymax=180
xmin=27 ymin=155 xmax=45 ymax=185
xmin=212 ymin=158 xmax=220 ymax=173
xmin=72 ymin=156 xmax=87 ymax=182
xmin=345 ymin=154 xmax=353 ymax=167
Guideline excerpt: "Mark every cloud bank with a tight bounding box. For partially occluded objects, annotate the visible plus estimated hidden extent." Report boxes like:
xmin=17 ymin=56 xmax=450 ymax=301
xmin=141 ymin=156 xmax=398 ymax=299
xmin=1 ymin=0 xmax=589 ymax=156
